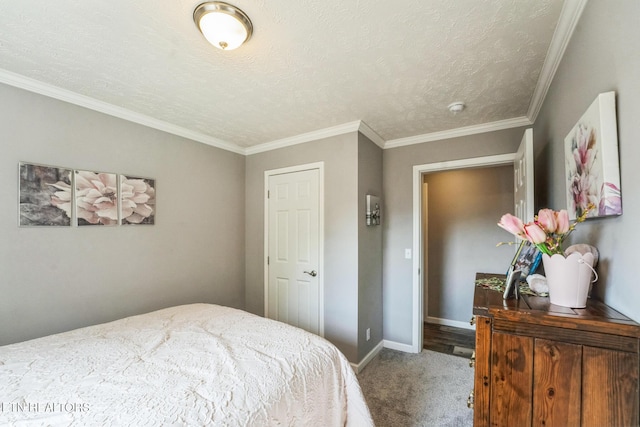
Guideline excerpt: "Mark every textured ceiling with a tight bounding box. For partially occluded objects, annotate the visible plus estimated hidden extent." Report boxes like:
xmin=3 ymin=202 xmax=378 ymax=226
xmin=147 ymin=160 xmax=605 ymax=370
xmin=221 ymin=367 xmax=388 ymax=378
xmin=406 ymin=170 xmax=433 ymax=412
xmin=0 ymin=0 xmax=565 ymax=150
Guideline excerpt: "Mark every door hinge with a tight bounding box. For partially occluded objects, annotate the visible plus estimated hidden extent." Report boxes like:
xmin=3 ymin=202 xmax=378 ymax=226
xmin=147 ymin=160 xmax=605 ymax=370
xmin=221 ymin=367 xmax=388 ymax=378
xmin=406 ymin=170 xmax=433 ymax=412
xmin=267 ymin=190 xmax=270 ymax=199
xmin=267 ymin=256 xmax=269 ymax=265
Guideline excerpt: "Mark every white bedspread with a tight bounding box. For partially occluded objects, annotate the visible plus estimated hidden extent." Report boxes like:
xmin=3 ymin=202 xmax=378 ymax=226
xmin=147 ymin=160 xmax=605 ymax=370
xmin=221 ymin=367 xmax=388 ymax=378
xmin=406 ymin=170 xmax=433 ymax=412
xmin=0 ymin=304 xmax=373 ymax=426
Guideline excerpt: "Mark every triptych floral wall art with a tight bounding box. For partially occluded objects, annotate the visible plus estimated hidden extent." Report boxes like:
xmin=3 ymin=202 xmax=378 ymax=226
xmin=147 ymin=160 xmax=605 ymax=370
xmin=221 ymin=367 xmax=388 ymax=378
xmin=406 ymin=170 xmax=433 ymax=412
xmin=19 ymin=162 xmax=155 ymax=227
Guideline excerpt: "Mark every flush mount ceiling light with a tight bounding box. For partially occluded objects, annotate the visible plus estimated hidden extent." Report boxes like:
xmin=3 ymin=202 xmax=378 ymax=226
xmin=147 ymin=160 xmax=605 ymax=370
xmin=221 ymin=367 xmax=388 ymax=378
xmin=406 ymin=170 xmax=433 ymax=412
xmin=193 ymin=2 xmax=253 ymax=50
xmin=448 ymin=102 xmax=466 ymax=114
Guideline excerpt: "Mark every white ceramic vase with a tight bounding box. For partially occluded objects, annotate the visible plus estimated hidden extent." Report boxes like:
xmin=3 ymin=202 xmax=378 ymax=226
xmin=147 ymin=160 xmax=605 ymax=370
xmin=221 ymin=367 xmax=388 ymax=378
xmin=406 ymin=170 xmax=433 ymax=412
xmin=542 ymin=252 xmax=596 ymax=308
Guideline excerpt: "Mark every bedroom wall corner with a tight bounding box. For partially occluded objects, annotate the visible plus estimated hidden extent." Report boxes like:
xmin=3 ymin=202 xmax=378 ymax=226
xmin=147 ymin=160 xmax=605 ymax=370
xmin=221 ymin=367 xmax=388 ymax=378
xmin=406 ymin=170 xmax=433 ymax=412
xmin=356 ymin=133 xmax=383 ymax=362
xmin=0 ymin=83 xmax=246 ymax=345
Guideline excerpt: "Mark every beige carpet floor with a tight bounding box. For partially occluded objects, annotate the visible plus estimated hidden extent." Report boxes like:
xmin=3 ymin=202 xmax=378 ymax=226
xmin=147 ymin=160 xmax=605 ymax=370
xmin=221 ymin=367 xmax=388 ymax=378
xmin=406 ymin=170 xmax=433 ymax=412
xmin=357 ymin=348 xmax=474 ymax=427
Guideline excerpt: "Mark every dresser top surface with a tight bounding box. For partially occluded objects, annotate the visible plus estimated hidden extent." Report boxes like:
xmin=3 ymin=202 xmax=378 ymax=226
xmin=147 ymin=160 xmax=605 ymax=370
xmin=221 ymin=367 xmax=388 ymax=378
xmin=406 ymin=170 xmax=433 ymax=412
xmin=474 ymin=272 xmax=640 ymax=338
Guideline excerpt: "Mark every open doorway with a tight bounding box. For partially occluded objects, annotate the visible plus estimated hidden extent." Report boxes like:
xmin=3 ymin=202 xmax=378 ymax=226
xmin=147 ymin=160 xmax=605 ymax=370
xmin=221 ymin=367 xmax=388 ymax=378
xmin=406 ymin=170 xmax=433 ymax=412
xmin=421 ymin=166 xmax=515 ymax=328
xmin=410 ymin=153 xmax=517 ymax=352
xmin=410 ymin=129 xmax=534 ymax=352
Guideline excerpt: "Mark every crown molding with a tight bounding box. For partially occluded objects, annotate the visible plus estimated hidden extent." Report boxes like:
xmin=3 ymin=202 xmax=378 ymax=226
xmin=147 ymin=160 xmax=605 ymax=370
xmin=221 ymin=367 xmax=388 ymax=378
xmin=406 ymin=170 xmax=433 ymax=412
xmin=244 ymin=120 xmax=362 ymax=155
xmin=0 ymin=70 xmax=375 ymax=156
xmin=0 ymin=70 xmax=534 ymax=154
xmin=0 ymin=68 xmax=245 ymax=155
xmin=358 ymin=121 xmax=386 ymax=149
xmin=245 ymin=120 xmax=386 ymax=155
xmin=384 ymin=116 xmax=532 ymax=149
xmin=527 ymin=0 xmax=588 ymax=123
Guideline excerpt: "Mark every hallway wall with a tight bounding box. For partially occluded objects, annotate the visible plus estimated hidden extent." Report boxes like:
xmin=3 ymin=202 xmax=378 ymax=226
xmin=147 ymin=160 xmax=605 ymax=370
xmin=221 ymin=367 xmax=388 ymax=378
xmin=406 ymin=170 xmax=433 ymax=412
xmin=423 ymin=166 xmax=514 ymax=322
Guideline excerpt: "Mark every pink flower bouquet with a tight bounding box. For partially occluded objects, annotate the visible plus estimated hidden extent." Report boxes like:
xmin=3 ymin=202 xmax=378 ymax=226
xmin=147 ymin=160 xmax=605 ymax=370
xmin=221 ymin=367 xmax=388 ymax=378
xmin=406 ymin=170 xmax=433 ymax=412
xmin=498 ymin=204 xmax=592 ymax=256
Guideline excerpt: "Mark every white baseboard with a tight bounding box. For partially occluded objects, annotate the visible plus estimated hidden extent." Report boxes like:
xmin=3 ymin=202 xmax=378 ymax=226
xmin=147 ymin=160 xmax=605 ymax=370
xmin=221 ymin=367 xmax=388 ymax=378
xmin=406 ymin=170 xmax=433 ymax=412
xmin=383 ymin=339 xmax=416 ymax=353
xmin=426 ymin=316 xmax=476 ymax=331
xmin=350 ymin=340 xmax=384 ymax=374
xmin=351 ymin=321 xmax=475 ymax=372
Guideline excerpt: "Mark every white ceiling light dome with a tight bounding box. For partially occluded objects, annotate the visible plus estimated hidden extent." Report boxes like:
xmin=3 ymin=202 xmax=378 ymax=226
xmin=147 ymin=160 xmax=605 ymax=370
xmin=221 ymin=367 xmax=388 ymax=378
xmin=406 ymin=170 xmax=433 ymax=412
xmin=447 ymin=102 xmax=466 ymax=113
xmin=194 ymin=2 xmax=253 ymax=50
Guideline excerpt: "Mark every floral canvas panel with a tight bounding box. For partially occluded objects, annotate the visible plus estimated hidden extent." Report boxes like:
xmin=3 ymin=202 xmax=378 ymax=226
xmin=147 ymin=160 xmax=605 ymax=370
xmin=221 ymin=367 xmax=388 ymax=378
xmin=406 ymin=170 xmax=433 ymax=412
xmin=564 ymin=91 xmax=622 ymax=219
xmin=75 ymin=170 xmax=118 ymax=226
xmin=19 ymin=162 xmax=72 ymax=226
xmin=120 ymin=175 xmax=155 ymax=225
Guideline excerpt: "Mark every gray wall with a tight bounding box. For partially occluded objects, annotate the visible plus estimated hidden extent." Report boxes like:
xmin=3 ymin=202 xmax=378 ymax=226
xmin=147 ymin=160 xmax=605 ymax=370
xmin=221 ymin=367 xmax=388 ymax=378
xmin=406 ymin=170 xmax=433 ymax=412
xmin=0 ymin=83 xmax=246 ymax=346
xmin=382 ymin=127 xmax=526 ymax=345
xmin=357 ymin=134 xmax=383 ymax=361
xmin=533 ymin=0 xmax=640 ymax=321
xmin=424 ymin=166 xmax=514 ymax=320
xmin=245 ymin=133 xmax=360 ymax=361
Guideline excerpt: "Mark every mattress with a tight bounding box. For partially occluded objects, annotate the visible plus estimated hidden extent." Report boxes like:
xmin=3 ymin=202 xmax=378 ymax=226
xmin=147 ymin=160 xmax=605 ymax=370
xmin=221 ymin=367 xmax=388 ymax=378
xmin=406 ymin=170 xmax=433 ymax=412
xmin=0 ymin=304 xmax=373 ymax=426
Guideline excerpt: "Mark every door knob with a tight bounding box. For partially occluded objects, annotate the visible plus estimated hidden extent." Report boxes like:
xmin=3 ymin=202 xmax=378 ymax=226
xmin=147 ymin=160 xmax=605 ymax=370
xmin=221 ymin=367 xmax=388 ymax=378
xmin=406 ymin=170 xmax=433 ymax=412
xmin=303 ymin=270 xmax=317 ymax=277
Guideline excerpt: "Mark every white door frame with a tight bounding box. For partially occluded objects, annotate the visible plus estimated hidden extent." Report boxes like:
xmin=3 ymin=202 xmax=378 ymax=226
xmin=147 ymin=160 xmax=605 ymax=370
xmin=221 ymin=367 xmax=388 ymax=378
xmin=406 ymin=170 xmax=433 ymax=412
xmin=411 ymin=153 xmax=516 ymax=353
xmin=264 ymin=162 xmax=325 ymax=336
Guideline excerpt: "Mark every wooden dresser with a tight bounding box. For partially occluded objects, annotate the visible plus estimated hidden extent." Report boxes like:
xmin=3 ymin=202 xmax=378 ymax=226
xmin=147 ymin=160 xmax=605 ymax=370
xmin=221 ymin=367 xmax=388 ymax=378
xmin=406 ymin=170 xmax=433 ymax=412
xmin=471 ymin=273 xmax=640 ymax=427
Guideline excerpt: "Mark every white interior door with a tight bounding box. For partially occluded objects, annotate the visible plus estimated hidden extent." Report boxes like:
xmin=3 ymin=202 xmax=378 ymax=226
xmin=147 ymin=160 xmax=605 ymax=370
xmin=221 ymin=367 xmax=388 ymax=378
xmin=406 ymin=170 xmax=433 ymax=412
xmin=514 ymin=128 xmax=535 ymax=222
xmin=267 ymin=168 xmax=320 ymax=334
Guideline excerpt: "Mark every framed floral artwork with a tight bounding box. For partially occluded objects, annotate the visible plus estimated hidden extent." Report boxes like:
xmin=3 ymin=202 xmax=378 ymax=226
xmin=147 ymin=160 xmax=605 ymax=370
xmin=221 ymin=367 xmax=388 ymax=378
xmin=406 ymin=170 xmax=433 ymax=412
xmin=120 ymin=175 xmax=155 ymax=225
xmin=564 ymin=91 xmax=622 ymax=219
xmin=75 ymin=170 xmax=118 ymax=226
xmin=19 ymin=162 xmax=73 ymax=226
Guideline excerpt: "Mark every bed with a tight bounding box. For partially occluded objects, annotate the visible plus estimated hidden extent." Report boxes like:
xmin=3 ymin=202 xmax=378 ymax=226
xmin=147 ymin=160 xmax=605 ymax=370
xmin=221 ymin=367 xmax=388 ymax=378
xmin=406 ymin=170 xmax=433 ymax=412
xmin=0 ymin=304 xmax=373 ymax=426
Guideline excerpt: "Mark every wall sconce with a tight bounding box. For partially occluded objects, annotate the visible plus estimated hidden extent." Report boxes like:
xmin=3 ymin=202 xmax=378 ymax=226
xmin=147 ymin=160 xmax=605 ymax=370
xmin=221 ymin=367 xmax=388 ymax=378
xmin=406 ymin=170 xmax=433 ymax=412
xmin=366 ymin=195 xmax=381 ymax=226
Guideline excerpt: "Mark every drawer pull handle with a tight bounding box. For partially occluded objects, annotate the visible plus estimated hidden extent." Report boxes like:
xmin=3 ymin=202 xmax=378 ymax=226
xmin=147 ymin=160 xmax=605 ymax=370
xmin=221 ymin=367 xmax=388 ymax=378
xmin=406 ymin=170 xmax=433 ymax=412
xmin=470 ymin=316 xmax=476 ymax=326
xmin=467 ymin=390 xmax=474 ymax=409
